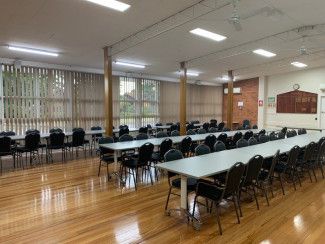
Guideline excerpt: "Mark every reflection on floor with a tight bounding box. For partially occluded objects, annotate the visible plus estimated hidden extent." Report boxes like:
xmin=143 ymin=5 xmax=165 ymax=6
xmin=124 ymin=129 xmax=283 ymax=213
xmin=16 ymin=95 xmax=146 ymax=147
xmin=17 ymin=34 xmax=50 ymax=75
xmin=0 ymin=155 xmax=325 ymax=243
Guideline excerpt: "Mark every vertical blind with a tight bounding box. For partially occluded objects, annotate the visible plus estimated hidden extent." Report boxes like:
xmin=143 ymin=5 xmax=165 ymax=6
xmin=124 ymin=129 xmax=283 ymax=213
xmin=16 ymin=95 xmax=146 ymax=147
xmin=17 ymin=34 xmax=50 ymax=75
xmin=0 ymin=64 xmax=104 ymax=134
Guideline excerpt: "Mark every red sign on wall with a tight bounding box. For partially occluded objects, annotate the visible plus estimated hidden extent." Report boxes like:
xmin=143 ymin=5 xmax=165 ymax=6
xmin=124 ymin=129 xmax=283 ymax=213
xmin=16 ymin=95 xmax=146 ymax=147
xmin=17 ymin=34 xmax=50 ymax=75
xmin=258 ymin=100 xmax=263 ymax=107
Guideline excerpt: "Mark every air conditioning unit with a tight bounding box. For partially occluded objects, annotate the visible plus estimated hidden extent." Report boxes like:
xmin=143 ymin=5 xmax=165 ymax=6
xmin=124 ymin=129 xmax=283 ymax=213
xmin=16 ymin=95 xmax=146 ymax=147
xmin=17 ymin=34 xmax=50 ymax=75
xmin=224 ymin=87 xmax=241 ymax=94
xmin=320 ymin=84 xmax=325 ymax=91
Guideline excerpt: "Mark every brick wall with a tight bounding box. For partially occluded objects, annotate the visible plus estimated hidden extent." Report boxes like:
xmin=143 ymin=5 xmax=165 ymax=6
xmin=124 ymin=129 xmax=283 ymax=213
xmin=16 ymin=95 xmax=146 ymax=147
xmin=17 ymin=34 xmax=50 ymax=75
xmin=222 ymin=77 xmax=259 ymax=127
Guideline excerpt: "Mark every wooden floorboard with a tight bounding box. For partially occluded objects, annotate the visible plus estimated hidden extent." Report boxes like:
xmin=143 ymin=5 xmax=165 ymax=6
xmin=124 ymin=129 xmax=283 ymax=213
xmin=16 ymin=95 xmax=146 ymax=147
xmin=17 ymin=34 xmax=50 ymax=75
xmin=0 ymin=155 xmax=325 ymax=244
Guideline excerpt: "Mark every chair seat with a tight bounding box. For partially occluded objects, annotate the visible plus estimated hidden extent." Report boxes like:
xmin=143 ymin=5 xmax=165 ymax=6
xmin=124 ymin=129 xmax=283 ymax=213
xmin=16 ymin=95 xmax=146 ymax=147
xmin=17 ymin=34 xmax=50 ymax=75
xmin=101 ymin=155 xmax=115 ymax=163
xmin=151 ymin=152 xmax=160 ymax=161
xmin=84 ymin=140 xmax=90 ymax=144
xmin=16 ymin=146 xmax=30 ymax=152
xmin=274 ymin=162 xmax=287 ymax=173
xmin=0 ymin=152 xmax=12 ymax=157
xmin=171 ymin=177 xmax=197 ymax=191
xmin=258 ymin=170 xmax=269 ymax=181
xmin=39 ymin=143 xmax=47 ymax=148
xmin=196 ymin=181 xmax=223 ymax=201
xmin=47 ymin=145 xmax=64 ymax=150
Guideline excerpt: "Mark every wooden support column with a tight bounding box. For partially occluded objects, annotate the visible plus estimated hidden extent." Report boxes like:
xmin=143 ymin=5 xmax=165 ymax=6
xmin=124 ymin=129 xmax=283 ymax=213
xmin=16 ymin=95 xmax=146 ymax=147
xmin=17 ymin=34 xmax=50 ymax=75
xmin=104 ymin=47 xmax=113 ymax=136
xmin=227 ymin=70 xmax=234 ymax=130
xmin=179 ymin=62 xmax=187 ymax=136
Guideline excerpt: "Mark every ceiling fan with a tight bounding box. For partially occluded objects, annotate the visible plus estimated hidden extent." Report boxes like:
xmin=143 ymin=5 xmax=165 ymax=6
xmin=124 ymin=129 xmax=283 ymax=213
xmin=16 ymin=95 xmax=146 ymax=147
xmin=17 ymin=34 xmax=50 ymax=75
xmin=227 ymin=0 xmax=284 ymax=32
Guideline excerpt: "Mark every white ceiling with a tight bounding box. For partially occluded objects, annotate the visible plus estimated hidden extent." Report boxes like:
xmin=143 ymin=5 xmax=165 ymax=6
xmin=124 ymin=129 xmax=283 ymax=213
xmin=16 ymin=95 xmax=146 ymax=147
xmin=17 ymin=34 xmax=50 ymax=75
xmin=1 ymin=0 xmax=325 ymax=84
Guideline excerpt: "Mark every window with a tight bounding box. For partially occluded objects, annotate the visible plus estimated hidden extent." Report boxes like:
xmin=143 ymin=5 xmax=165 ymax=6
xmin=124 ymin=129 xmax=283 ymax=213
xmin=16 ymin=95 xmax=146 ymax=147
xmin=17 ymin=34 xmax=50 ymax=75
xmin=119 ymin=77 xmax=160 ymax=128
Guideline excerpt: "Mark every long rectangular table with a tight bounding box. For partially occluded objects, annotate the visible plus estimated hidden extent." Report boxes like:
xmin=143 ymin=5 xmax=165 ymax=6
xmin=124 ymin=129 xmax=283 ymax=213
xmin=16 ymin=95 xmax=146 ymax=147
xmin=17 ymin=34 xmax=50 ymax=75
xmin=156 ymin=132 xmax=324 ymax=228
xmin=100 ymin=129 xmax=269 ymax=164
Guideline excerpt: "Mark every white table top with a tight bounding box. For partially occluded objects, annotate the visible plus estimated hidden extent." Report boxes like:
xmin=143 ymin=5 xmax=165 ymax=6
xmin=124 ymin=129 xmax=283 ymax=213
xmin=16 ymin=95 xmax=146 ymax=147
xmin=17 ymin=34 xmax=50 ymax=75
xmin=157 ymin=132 xmax=324 ymax=179
xmin=113 ymin=128 xmax=138 ymax=133
xmin=100 ymin=129 xmax=269 ymax=151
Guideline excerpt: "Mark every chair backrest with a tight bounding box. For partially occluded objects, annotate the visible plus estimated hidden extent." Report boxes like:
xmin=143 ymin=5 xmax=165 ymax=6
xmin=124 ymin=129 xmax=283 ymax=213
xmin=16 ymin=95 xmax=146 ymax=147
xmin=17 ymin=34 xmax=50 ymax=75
xmin=136 ymin=133 xmax=149 ymax=140
xmin=222 ymin=127 xmax=230 ymax=132
xmin=243 ymin=155 xmax=264 ymax=185
xmin=197 ymin=128 xmax=207 ymax=134
xmin=119 ymin=127 xmax=129 ymax=137
xmin=171 ymin=130 xmax=180 ymax=137
xmin=248 ymin=137 xmax=258 ymax=146
xmin=243 ymin=131 xmax=253 ymax=140
xmin=49 ymin=128 xmax=63 ymax=133
xmin=91 ymin=126 xmax=102 ymax=131
xmin=147 ymin=124 xmax=152 ymax=129
xmin=155 ymin=123 xmax=162 ymax=126
xmin=119 ymin=134 xmax=134 ymax=142
xmin=99 ymin=137 xmax=114 ymax=155
xmin=204 ymin=134 xmax=217 ymax=151
xmin=318 ymin=137 xmax=325 ymax=151
xmin=186 ymin=129 xmax=196 ymax=135
xmin=159 ymin=138 xmax=173 ymax=158
xmin=202 ymin=123 xmax=210 ymax=131
xmin=258 ymin=129 xmax=266 ymax=135
xmin=0 ymin=136 xmax=12 ymax=153
xmin=214 ymin=141 xmax=226 ymax=152
xmin=281 ymin=127 xmax=288 ymax=134
xmin=26 ymin=129 xmax=40 ymax=135
xmin=242 ymin=119 xmax=250 ymax=128
xmin=138 ymin=127 xmax=148 ymax=134
xmin=217 ymin=133 xmax=227 ymax=144
xmin=156 ymin=131 xmax=168 ymax=138
xmin=218 ymin=122 xmax=225 ymax=131
xmin=269 ymin=132 xmax=277 ymax=141
xmin=72 ymin=127 xmax=83 ymax=132
xmin=259 ymin=134 xmax=270 ymax=143
xmin=180 ymin=136 xmax=192 ymax=154
xmin=277 ymin=131 xmax=285 ymax=139
xmin=286 ymin=130 xmax=296 ymax=138
xmin=138 ymin=143 xmax=154 ymax=165
xmin=317 ymin=141 xmax=325 ymax=163
xmin=166 ymin=122 xmax=173 ymax=126
xmin=164 ymin=149 xmax=183 ymax=178
xmin=303 ymin=142 xmax=317 ymax=163
xmin=236 ymin=138 xmax=248 ymax=148
xmin=49 ymin=132 xmax=65 ymax=147
xmin=298 ymin=128 xmax=307 ymax=135
xmin=252 ymin=125 xmax=258 ymax=129
xmin=267 ymin=150 xmax=280 ymax=181
xmin=286 ymin=145 xmax=300 ymax=167
xmin=208 ymin=127 xmax=218 ymax=133
xmin=72 ymin=130 xmax=85 ymax=147
xmin=210 ymin=120 xmax=217 ymax=128
xmin=233 ymin=132 xmax=243 ymax=144
xmin=195 ymin=144 xmax=211 ymax=156
xmin=170 ymin=124 xmax=178 ymax=132
xmin=224 ymin=162 xmax=246 ymax=196
xmin=25 ymin=133 xmax=41 ymax=151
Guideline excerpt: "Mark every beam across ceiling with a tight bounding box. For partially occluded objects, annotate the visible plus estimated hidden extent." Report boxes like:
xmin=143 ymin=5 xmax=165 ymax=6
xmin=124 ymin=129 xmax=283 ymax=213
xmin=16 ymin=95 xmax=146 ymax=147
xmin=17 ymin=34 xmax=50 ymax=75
xmin=106 ymin=0 xmax=232 ymax=55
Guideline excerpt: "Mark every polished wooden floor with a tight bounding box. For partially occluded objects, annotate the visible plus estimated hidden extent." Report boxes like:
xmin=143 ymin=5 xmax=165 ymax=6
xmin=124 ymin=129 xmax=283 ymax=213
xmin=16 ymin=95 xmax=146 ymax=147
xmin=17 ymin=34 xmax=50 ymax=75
xmin=0 ymin=154 xmax=325 ymax=244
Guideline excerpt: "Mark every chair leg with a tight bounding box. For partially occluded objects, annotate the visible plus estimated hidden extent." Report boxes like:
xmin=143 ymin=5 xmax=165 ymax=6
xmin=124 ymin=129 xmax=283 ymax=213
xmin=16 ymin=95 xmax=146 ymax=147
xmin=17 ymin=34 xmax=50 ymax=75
xmin=192 ymin=196 xmax=197 ymax=217
xmin=306 ymin=165 xmax=313 ymax=183
xmin=98 ymin=160 xmax=101 ymax=176
xmin=148 ymin=166 xmax=153 ymax=185
xmin=311 ymin=165 xmax=317 ymax=182
xmin=236 ymin=193 xmax=243 ymax=217
xmin=133 ymin=168 xmax=137 ymax=190
xmin=233 ymin=195 xmax=240 ymax=224
xmin=252 ymin=186 xmax=259 ymax=210
xmin=262 ymin=184 xmax=270 ymax=206
xmin=318 ymin=162 xmax=324 ymax=179
xmin=0 ymin=157 xmax=2 ymax=175
xmin=215 ymin=204 xmax=223 ymax=235
xmin=296 ymin=169 xmax=302 ymax=187
xmin=279 ymin=174 xmax=285 ymax=195
xmin=291 ymin=171 xmax=297 ymax=191
xmin=106 ymin=163 xmax=109 ymax=179
xmin=165 ymin=186 xmax=172 ymax=210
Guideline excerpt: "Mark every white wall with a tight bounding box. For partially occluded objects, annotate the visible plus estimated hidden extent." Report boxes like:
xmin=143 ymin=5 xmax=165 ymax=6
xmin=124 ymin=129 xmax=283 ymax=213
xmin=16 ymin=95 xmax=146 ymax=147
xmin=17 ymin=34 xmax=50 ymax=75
xmin=264 ymin=67 xmax=325 ymax=129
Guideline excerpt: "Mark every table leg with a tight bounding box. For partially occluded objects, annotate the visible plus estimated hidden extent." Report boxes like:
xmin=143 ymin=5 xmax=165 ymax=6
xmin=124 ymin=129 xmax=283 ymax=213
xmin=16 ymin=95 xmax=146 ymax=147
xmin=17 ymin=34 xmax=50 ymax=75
xmin=166 ymin=175 xmax=201 ymax=230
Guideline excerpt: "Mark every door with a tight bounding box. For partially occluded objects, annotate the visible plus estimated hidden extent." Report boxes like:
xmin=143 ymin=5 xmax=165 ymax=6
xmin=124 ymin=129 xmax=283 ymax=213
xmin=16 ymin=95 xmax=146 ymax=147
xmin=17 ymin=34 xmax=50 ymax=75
xmin=320 ymin=96 xmax=325 ymax=129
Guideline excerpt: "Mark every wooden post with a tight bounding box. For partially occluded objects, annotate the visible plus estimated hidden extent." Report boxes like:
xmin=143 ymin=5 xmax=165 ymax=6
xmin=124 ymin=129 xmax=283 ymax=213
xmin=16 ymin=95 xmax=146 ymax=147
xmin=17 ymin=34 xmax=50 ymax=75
xmin=104 ymin=47 xmax=113 ymax=136
xmin=179 ymin=62 xmax=187 ymax=136
xmin=227 ymin=70 xmax=234 ymax=130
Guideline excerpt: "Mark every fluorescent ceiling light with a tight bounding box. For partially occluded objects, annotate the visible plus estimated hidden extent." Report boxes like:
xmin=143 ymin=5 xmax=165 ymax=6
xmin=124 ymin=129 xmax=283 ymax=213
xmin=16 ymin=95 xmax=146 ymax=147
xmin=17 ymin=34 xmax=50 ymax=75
xmin=115 ymin=61 xmax=145 ymax=68
xmin=187 ymin=72 xmax=199 ymax=77
xmin=85 ymin=0 xmax=130 ymax=12
xmin=190 ymin=28 xmax=227 ymax=42
xmin=253 ymin=49 xmax=276 ymax=58
xmin=221 ymin=75 xmax=230 ymax=81
xmin=291 ymin=61 xmax=307 ymax=68
xmin=8 ymin=46 xmax=58 ymax=57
